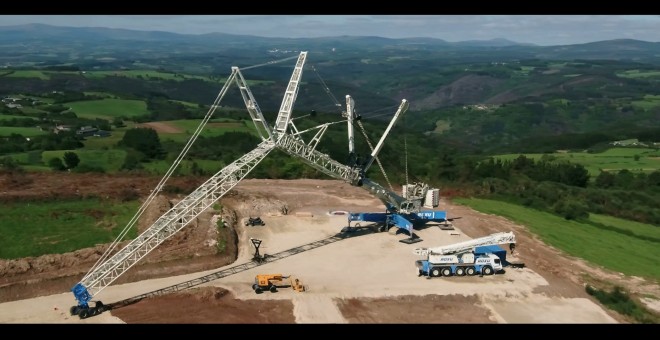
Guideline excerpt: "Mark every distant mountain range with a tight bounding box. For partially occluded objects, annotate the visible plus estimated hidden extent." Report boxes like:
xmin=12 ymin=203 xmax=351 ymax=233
xmin=1 ymin=24 xmax=659 ymax=61
xmin=0 ymin=24 xmax=529 ymax=46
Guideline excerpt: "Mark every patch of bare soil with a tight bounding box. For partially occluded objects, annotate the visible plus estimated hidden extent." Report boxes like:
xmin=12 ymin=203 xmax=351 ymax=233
xmin=410 ymin=75 xmax=503 ymax=110
xmin=337 ymin=294 xmax=495 ymax=323
xmin=112 ymin=287 xmax=294 ymax=323
xmin=138 ymin=122 xmax=182 ymax=133
xmin=0 ymin=172 xmax=206 ymax=203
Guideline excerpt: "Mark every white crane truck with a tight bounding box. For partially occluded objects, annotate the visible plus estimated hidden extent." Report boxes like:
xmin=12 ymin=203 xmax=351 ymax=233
xmin=413 ymin=232 xmax=516 ymax=278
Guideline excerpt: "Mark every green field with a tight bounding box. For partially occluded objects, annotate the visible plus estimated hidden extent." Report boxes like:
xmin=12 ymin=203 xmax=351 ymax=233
xmin=0 ymin=114 xmax=35 ymax=120
xmin=4 ymin=69 xmax=273 ymax=85
xmin=0 ymin=126 xmax=47 ymax=137
xmin=67 ymin=99 xmax=149 ymax=119
xmin=453 ymin=198 xmax=660 ymax=280
xmin=5 ymin=70 xmax=50 ymax=80
xmin=0 ymin=199 xmax=139 ymax=259
xmin=589 ymin=214 xmax=660 ymax=241
xmin=494 ymin=147 xmax=660 ymax=176
xmin=156 ymin=119 xmax=257 ymax=142
xmin=81 ymin=130 xmax=125 ymax=149
xmin=632 ymin=95 xmax=660 ymax=110
xmin=22 ymin=165 xmax=51 ymax=172
xmin=43 ymin=149 xmax=127 ymax=172
xmin=2 ymin=150 xmax=43 ymax=165
xmin=81 ymin=122 xmax=138 ymax=149
xmin=617 ymin=70 xmax=660 ymax=79
xmin=143 ymin=159 xmax=224 ymax=175
xmin=81 ymin=70 xmax=215 ymax=82
xmin=18 ymin=107 xmax=46 ymax=114
xmin=83 ymin=91 xmax=117 ymax=98
xmin=171 ymin=100 xmax=200 ymax=108
xmin=79 ymin=70 xmax=272 ymax=85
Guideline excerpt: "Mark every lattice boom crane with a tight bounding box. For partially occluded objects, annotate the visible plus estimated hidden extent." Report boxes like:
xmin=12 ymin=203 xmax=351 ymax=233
xmin=70 ymin=53 xmax=308 ymax=319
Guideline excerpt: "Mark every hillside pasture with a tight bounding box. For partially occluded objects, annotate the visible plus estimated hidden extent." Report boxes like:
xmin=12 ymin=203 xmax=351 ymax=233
xmin=142 ymin=159 xmax=224 ymax=175
xmin=67 ymin=99 xmax=149 ymax=120
xmin=153 ymin=119 xmax=257 ymax=142
xmin=42 ymin=149 xmax=127 ymax=172
xmin=0 ymin=115 xmax=36 ymax=121
xmin=632 ymin=95 xmax=660 ymax=110
xmin=0 ymin=199 xmax=139 ymax=259
xmin=5 ymin=70 xmax=50 ymax=80
xmin=0 ymin=126 xmax=47 ymax=137
xmin=617 ymin=70 xmax=660 ymax=79
xmin=453 ymin=198 xmax=660 ymax=280
xmin=493 ymin=147 xmax=660 ymax=176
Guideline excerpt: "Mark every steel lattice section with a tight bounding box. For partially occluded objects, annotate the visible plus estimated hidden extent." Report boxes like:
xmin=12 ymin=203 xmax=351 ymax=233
xmin=81 ymin=141 xmax=275 ymax=296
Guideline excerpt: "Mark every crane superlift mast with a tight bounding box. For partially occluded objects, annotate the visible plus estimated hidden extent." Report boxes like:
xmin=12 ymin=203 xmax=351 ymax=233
xmin=69 ymin=51 xmax=446 ymax=318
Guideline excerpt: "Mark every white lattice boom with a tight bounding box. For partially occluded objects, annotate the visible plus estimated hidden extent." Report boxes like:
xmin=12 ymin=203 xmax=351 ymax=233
xmin=273 ymin=52 xmax=307 ymax=136
xmin=80 ymin=141 xmax=275 ymax=297
xmin=276 ymin=133 xmax=361 ymax=184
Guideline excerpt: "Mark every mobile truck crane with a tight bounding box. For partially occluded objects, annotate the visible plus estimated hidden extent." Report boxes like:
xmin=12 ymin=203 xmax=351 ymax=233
xmin=413 ymin=232 xmax=516 ymax=278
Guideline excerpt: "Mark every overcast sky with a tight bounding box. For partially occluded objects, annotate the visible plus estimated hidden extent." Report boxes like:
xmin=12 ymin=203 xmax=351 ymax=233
xmin=1 ymin=15 xmax=659 ymax=45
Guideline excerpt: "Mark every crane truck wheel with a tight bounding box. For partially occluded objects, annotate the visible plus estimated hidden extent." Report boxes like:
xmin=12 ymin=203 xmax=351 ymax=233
xmin=430 ymin=268 xmax=441 ymax=277
xmin=466 ymin=267 xmax=476 ymax=276
xmin=441 ymin=268 xmax=452 ymax=277
xmin=483 ymin=266 xmax=493 ymax=275
xmin=79 ymin=309 xmax=90 ymax=319
xmin=70 ymin=306 xmax=80 ymax=316
xmin=270 ymin=285 xmax=277 ymax=293
xmin=455 ymin=267 xmax=465 ymax=276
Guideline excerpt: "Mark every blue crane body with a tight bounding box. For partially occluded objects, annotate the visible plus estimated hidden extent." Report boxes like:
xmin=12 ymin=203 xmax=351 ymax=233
xmin=345 ymin=178 xmax=448 ymax=242
xmin=348 ymin=210 xmax=448 ymax=234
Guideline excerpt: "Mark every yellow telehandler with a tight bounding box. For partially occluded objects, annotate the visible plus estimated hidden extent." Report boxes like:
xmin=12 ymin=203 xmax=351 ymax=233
xmin=252 ymin=274 xmax=306 ymax=293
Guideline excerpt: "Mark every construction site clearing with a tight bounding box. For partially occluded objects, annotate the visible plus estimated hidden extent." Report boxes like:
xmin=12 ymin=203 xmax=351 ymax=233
xmin=1 ymin=52 xmax=658 ymax=324
xmin=2 ymin=178 xmax=654 ymax=324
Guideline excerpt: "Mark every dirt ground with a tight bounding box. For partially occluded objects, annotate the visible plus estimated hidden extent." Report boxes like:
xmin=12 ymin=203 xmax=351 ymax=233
xmin=0 ymin=176 xmax=657 ymax=323
xmin=138 ymin=122 xmax=183 ymax=133
xmin=112 ymin=287 xmax=295 ymax=323
xmin=337 ymin=294 xmax=496 ymax=323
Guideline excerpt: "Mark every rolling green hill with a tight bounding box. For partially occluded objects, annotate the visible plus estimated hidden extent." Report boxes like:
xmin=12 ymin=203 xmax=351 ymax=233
xmin=493 ymin=148 xmax=660 ymax=176
xmin=67 ymin=99 xmax=149 ymax=120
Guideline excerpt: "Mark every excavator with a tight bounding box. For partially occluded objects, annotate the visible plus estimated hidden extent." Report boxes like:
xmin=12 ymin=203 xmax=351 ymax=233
xmin=252 ymin=274 xmax=306 ymax=293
